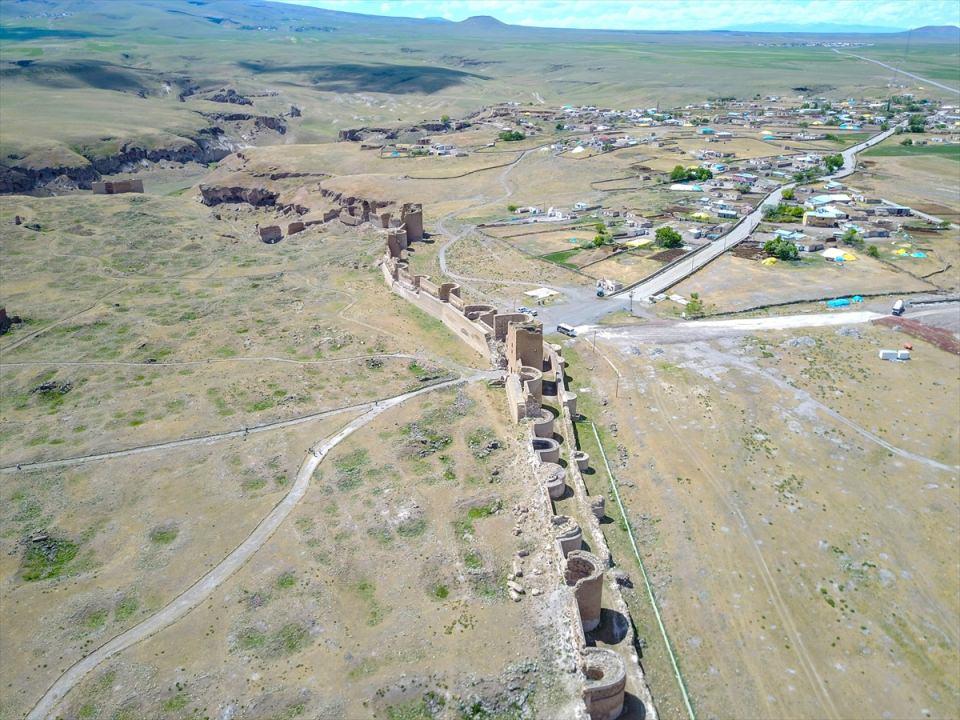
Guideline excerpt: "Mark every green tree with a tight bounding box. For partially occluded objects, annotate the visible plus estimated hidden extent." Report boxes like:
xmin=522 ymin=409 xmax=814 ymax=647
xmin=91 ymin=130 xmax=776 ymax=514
xmin=824 ymin=154 xmax=844 ymax=173
xmin=555 ymin=122 xmax=564 ymax=130
xmin=440 ymin=114 xmax=450 ymax=124
xmin=762 ymin=238 xmax=799 ymax=260
xmin=866 ymin=245 xmax=880 ymax=258
xmin=655 ymin=226 xmax=683 ymax=248
xmin=498 ymin=130 xmax=525 ymax=142
xmin=841 ymin=228 xmax=863 ymax=248
xmin=507 ymin=204 xmax=518 ymax=212
xmin=782 ymin=187 xmax=795 ymax=201
xmin=686 ymin=292 xmax=704 ymax=318
xmin=908 ymin=114 xmax=926 ymax=133
xmin=670 ymin=165 xmax=688 ymax=182
xmin=900 ymin=138 xmax=913 ymax=146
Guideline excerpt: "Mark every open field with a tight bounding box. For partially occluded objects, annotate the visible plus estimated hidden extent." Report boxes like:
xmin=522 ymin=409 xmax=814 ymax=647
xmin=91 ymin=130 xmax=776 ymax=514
xmin=4 ymin=0 xmax=956 ymax=176
xmin=568 ymin=320 xmax=960 ymax=720
xmin=2 ymin=3 xmax=959 ymax=719
xmin=864 ymin=143 xmax=960 ymax=160
xmin=848 ymin=155 xmax=960 ymax=224
xmin=39 ymin=383 xmax=579 ymax=720
xmin=669 ymin=252 xmax=937 ymax=314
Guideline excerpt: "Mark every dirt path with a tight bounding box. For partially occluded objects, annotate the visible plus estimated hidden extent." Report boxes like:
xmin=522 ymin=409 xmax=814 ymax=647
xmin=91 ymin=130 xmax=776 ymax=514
xmin=0 ymin=374 xmax=476 ymax=473
xmin=0 ymin=285 xmax=129 ymax=354
xmin=0 ymin=352 xmax=415 ymax=370
xmin=25 ymin=374 xmax=484 ymax=720
xmin=602 ymin=347 xmax=841 ymax=719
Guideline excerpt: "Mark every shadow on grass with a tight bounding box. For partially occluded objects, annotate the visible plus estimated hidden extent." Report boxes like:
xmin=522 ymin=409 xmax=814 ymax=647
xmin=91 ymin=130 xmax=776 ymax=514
xmin=237 ymin=61 xmax=489 ymax=94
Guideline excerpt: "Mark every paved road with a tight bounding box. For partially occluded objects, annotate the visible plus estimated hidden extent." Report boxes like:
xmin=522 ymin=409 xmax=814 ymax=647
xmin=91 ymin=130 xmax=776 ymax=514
xmin=582 ymin=303 xmax=957 ymax=342
xmin=617 ymin=124 xmax=901 ymax=305
xmin=26 ymin=374 xmax=485 ymax=720
xmin=832 ymin=49 xmax=960 ymax=95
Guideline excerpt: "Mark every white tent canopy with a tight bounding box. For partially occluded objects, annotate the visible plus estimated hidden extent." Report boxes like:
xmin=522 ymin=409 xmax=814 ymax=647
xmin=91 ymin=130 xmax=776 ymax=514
xmin=524 ymin=287 xmax=558 ymax=300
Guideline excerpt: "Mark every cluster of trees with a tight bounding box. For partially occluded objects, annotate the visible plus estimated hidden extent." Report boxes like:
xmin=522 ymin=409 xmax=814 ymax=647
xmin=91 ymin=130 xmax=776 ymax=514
xmin=824 ymin=153 xmax=844 ymax=173
xmin=763 ymin=203 xmax=804 ymax=222
xmin=669 ymin=165 xmax=713 ymax=182
xmin=907 ymin=114 xmax=926 ymax=133
xmin=655 ymin=226 xmax=683 ymax=248
xmin=763 ymin=238 xmax=799 ymax=260
xmin=592 ymin=222 xmax=612 ymax=247
xmin=498 ymin=130 xmax=525 ymax=142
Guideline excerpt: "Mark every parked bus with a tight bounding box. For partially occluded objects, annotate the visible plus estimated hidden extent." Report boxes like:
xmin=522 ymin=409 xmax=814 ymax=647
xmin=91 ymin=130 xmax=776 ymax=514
xmin=557 ymin=323 xmax=577 ymax=337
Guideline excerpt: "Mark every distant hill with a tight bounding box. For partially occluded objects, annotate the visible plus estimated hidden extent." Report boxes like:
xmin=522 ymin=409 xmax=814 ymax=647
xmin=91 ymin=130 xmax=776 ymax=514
xmin=901 ymin=25 xmax=960 ymax=40
xmin=458 ymin=15 xmax=508 ymax=29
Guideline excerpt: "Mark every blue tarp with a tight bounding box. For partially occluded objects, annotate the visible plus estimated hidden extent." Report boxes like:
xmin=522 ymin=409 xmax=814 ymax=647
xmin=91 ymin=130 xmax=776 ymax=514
xmin=827 ymin=296 xmax=863 ymax=307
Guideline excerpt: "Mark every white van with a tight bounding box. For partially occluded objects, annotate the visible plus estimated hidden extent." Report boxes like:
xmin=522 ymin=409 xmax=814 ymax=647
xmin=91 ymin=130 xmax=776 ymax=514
xmin=557 ymin=323 xmax=577 ymax=337
xmin=892 ymin=299 xmax=905 ymax=316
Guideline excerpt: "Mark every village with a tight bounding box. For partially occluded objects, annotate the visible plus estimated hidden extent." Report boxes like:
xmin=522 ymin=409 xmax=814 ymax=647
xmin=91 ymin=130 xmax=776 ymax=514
xmin=1 ymin=6 xmax=958 ymax=720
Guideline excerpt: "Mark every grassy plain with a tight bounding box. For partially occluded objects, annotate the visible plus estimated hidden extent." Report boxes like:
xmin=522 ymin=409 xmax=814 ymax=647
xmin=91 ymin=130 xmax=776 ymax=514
xmin=55 ymin=385 xmax=578 ymax=720
xmin=569 ymin=322 xmax=960 ymax=720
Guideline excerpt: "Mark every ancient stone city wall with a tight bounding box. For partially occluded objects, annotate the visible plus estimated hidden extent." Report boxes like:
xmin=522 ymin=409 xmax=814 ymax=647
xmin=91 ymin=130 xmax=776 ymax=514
xmin=379 ymin=213 xmax=654 ymax=720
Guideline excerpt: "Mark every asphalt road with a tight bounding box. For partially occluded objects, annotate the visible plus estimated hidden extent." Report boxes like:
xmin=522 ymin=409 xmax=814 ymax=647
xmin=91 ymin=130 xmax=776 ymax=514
xmin=616 ymin=124 xmax=901 ymax=305
xmin=832 ymin=49 xmax=960 ymax=95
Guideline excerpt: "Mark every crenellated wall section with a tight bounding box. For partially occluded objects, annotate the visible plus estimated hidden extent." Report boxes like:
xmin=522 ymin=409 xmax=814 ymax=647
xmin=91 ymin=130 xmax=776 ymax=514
xmin=379 ymin=212 xmax=654 ymax=720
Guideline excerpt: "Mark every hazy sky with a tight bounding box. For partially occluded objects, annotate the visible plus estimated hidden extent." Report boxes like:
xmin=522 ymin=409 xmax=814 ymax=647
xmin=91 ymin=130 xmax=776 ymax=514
xmin=279 ymin=0 xmax=960 ymax=31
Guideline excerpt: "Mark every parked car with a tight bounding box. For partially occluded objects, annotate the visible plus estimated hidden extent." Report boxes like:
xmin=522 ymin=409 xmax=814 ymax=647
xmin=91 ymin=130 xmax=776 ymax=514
xmin=517 ymin=306 xmax=538 ymax=316
xmin=892 ymin=299 xmax=905 ymax=316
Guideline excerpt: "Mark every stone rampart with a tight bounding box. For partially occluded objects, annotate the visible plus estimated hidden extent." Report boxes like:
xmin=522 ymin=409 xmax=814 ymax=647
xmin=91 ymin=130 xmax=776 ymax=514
xmin=379 ymin=208 xmax=649 ymax=720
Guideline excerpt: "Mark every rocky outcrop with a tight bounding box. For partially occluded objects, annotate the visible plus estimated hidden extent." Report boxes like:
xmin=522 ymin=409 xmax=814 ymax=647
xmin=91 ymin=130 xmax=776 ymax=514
xmin=338 ymin=127 xmax=399 ymax=142
xmin=0 ymin=162 xmax=99 ymax=194
xmin=199 ymin=184 xmax=278 ymax=207
xmin=205 ymin=88 xmax=253 ymax=105
xmin=337 ymin=121 xmax=470 ymax=142
xmin=203 ymin=113 xmax=287 ymax=135
xmin=1 ymin=133 xmax=234 ymax=194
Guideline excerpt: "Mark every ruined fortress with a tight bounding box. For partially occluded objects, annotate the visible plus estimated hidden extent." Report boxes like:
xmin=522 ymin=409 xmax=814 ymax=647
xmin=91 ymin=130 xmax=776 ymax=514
xmin=380 ymin=211 xmax=654 ymax=720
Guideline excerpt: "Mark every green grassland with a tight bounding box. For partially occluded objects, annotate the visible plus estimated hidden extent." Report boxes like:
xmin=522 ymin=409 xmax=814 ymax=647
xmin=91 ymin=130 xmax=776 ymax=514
xmin=864 ymin=142 xmax=960 ymax=160
xmin=1 ymin=0 xmax=957 ymax=165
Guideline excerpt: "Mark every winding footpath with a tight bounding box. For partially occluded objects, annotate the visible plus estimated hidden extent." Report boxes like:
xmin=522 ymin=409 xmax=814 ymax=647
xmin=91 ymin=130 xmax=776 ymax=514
xmin=26 ymin=374 xmax=487 ymax=720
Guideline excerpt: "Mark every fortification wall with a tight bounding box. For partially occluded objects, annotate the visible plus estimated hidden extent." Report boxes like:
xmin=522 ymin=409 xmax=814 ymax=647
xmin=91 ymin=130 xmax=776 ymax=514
xmin=379 ymin=211 xmax=647 ymax=720
xmin=391 ymin=282 xmax=492 ymax=358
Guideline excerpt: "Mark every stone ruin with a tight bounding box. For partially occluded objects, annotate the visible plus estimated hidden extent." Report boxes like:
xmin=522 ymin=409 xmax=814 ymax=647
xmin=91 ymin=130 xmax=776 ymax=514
xmin=379 ymin=211 xmax=653 ymax=720
xmin=257 ymin=225 xmax=282 ymax=244
xmin=92 ymin=179 xmax=144 ymax=195
xmin=0 ymin=307 xmax=23 ymax=336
